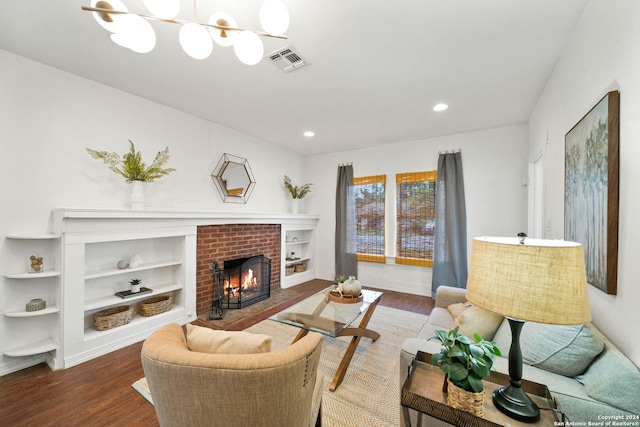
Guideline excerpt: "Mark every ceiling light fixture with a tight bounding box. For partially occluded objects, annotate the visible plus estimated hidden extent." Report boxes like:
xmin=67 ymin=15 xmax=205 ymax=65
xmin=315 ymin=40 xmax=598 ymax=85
xmin=433 ymin=103 xmax=449 ymax=112
xmin=81 ymin=0 xmax=289 ymax=65
xmin=303 ymin=131 xmax=315 ymax=137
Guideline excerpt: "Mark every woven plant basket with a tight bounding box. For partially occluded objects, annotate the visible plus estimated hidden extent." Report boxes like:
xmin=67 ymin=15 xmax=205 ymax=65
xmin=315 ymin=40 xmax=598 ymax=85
xmin=93 ymin=305 xmax=133 ymax=331
xmin=139 ymin=295 xmax=172 ymax=317
xmin=446 ymin=378 xmax=485 ymax=418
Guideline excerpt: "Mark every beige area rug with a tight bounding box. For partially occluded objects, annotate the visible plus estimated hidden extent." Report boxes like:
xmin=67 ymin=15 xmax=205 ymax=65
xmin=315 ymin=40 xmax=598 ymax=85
xmin=134 ymin=306 xmax=428 ymax=427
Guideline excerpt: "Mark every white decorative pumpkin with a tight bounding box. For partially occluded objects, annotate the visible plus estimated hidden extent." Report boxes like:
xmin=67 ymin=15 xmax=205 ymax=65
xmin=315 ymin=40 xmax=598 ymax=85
xmin=341 ymin=276 xmax=362 ymax=297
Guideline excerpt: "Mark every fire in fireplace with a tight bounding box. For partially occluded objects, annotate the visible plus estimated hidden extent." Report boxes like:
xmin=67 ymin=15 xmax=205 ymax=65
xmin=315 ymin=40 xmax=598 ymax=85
xmin=214 ymin=255 xmax=271 ymax=311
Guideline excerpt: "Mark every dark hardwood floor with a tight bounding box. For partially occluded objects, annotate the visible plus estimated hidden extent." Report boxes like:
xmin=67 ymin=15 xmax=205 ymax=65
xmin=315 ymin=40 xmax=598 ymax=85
xmin=0 ymin=280 xmax=433 ymax=427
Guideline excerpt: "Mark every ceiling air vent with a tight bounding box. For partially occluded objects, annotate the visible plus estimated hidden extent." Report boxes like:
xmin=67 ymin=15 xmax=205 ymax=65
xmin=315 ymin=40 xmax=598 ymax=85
xmin=266 ymin=46 xmax=309 ymax=73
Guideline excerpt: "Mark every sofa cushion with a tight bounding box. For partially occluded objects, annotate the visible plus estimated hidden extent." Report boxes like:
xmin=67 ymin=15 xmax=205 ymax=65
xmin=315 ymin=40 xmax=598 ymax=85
xmin=186 ymin=324 xmax=272 ymax=354
xmin=447 ymin=301 xmax=472 ymax=319
xmin=576 ymin=347 xmax=640 ymax=414
xmin=453 ymin=306 xmax=503 ymax=340
xmin=493 ymin=321 xmax=604 ymax=377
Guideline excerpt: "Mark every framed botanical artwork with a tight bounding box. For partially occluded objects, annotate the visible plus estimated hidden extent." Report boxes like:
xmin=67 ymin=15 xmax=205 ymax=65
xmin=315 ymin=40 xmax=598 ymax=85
xmin=565 ymin=90 xmax=619 ymax=295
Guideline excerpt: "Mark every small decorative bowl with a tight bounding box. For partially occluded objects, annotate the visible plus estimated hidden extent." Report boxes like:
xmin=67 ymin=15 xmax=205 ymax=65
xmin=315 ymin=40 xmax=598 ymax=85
xmin=26 ymin=298 xmax=46 ymax=312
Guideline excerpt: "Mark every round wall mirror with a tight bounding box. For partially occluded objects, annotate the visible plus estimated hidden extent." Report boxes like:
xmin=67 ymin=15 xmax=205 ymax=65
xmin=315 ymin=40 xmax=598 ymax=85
xmin=211 ymin=153 xmax=256 ymax=203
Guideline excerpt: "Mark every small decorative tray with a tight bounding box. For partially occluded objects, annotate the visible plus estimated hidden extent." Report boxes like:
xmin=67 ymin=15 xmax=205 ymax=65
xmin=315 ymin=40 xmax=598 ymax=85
xmin=327 ymin=290 xmax=363 ymax=304
xmin=115 ymin=287 xmax=152 ymax=299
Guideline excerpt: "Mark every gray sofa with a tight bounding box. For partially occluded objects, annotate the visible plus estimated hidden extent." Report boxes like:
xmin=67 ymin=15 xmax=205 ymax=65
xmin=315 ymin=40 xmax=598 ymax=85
xmin=400 ymin=286 xmax=640 ymax=425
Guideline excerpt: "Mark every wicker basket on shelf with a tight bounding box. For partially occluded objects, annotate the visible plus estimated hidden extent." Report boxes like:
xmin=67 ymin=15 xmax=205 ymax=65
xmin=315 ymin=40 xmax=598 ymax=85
xmin=286 ymin=265 xmax=295 ymax=276
xmin=139 ymin=295 xmax=173 ymax=317
xmin=93 ymin=305 xmax=134 ymax=331
xmin=294 ymin=263 xmax=307 ymax=273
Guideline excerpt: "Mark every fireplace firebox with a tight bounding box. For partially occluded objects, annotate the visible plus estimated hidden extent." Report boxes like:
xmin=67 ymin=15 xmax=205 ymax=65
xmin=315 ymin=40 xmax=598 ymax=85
xmin=212 ymin=255 xmax=271 ymax=312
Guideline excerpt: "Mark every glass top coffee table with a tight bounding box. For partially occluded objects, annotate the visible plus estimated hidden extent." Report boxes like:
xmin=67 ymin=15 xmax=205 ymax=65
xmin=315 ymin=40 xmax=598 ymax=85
xmin=269 ymin=286 xmax=383 ymax=391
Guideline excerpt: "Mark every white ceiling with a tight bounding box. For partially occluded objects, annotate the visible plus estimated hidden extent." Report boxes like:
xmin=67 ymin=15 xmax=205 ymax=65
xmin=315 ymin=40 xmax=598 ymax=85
xmin=0 ymin=1 xmax=588 ymax=156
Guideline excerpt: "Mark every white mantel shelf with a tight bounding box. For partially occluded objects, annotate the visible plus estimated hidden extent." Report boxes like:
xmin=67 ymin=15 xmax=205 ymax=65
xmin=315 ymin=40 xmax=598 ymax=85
xmin=52 ymin=208 xmax=318 ymax=227
xmin=51 ymin=208 xmax=320 ymax=236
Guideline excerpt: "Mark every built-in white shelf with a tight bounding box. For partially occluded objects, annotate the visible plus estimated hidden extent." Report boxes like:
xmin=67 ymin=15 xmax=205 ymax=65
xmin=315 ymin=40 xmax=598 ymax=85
xmin=84 ymin=260 xmax=182 ymax=280
xmin=285 ymin=239 xmax=312 ymax=245
xmin=6 ymin=234 xmax=60 ymax=240
xmin=84 ymin=283 xmax=182 ymax=311
xmin=284 ymin=257 xmax=311 ymax=267
xmin=4 ymin=271 xmax=61 ymax=279
xmin=4 ymin=307 xmax=61 ymax=317
xmin=3 ymin=338 xmax=58 ymax=357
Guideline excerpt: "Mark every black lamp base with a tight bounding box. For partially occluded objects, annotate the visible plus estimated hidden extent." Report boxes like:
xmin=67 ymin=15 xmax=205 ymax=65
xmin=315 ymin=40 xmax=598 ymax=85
xmin=493 ymin=385 xmax=540 ymax=422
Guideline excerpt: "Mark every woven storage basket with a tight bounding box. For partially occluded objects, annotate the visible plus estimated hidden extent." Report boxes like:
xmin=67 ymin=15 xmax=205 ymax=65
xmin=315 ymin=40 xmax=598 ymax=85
xmin=93 ymin=305 xmax=133 ymax=331
xmin=139 ymin=295 xmax=172 ymax=317
xmin=286 ymin=265 xmax=295 ymax=276
xmin=294 ymin=263 xmax=307 ymax=272
xmin=446 ymin=378 xmax=485 ymax=418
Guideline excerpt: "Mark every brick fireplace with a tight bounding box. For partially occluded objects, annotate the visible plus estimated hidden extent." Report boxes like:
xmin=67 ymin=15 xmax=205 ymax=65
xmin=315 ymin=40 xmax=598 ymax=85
xmin=196 ymin=224 xmax=281 ymax=315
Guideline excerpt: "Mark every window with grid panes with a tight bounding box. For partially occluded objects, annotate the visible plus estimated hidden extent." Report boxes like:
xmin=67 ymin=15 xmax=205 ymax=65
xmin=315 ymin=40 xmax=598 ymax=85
xmin=396 ymin=171 xmax=436 ymax=267
xmin=354 ymin=175 xmax=386 ymax=263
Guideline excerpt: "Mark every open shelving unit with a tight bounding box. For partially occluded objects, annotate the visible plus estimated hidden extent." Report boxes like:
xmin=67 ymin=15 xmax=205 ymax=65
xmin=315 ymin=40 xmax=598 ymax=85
xmin=62 ymin=224 xmax=197 ymax=368
xmin=2 ymin=234 xmax=62 ymax=371
xmin=281 ymin=222 xmax=317 ymax=288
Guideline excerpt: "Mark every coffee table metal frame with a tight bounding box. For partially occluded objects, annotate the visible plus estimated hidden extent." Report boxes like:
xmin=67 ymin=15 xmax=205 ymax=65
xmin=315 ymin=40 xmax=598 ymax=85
xmin=269 ymin=286 xmax=383 ymax=391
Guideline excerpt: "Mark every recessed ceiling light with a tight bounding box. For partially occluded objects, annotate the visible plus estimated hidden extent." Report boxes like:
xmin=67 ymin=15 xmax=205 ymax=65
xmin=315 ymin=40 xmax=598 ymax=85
xmin=433 ymin=103 xmax=448 ymax=112
xmin=303 ymin=131 xmax=315 ymax=137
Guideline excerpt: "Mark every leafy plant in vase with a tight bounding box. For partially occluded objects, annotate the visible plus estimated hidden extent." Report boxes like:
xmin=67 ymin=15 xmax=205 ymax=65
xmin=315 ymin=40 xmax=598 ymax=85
xmin=430 ymin=326 xmax=501 ymax=417
xmin=86 ymin=140 xmax=175 ymax=209
xmin=130 ymin=278 xmax=142 ymax=294
xmin=283 ymin=175 xmax=312 ymax=214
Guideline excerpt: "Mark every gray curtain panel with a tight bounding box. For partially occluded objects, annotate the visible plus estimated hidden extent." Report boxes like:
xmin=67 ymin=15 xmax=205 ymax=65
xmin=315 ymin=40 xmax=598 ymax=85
xmin=431 ymin=152 xmax=468 ymax=297
xmin=335 ymin=165 xmax=357 ymax=279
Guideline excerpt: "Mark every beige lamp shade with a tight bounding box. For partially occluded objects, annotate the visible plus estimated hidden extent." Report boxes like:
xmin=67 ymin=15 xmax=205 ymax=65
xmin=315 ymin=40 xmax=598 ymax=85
xmin=466 ymin=236 xmax=591 ymax=325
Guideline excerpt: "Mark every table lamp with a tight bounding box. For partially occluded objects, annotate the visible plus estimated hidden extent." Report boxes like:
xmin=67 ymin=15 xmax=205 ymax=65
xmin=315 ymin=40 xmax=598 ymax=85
xmin=466 ymin=235 xmax=591 ymax=422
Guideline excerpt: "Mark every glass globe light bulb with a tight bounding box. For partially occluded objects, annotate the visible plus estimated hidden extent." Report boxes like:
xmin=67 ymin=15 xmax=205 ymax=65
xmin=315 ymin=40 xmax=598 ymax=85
xmin=259 ymin=0 xmax=289 ymax=36
xmin=109 ymin=14 xmax=156 ymax=54
xmin=179 ymin=23 xmax=213 ymax=60
xmin=233 ymin=31 xmax=264 ymax=65
xmin=125 ymin=15 xmax=156 ymax=53
xmin=143 ymin=0 xmax=180 ymax=19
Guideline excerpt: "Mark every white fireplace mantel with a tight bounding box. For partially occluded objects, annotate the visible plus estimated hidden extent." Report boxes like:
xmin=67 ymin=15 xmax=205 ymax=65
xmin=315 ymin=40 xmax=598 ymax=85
xmin=52 ymin=208 xmax=319 ymax=231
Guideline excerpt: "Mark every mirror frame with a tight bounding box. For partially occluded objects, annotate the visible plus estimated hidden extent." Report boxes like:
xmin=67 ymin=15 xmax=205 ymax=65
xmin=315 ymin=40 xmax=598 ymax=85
xmin=211 ymin=153 xmax=256 ymax=203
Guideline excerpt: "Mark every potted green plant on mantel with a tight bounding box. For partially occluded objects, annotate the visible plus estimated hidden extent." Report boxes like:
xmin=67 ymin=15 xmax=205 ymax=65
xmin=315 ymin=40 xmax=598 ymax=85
xmin=283 ymin=175 xmax=312 ymax=214
xmin=430 ymin=326 xmax=501 ymax=417
xmin=86 ymin=140 xmax=175 ymax=209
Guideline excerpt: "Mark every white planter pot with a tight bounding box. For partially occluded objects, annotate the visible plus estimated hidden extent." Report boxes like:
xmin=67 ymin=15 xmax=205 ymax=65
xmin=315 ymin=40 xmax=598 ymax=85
xmin=130 ymin=180 xmax=145 ymax=210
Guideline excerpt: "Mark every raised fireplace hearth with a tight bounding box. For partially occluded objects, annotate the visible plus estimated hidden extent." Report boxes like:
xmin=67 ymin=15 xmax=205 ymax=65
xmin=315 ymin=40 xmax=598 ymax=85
xmin=213 ymin=255 xmax=271 ymax=310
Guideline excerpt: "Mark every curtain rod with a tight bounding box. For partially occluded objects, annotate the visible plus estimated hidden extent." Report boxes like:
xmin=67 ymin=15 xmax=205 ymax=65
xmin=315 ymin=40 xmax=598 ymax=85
xmin=438 ymin=148 xmax=462 ymax=154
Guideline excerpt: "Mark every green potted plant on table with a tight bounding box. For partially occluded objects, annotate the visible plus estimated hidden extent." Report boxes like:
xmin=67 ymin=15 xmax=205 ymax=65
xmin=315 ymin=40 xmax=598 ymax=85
xmin=430 ymin=326 xmax=501 ymax=417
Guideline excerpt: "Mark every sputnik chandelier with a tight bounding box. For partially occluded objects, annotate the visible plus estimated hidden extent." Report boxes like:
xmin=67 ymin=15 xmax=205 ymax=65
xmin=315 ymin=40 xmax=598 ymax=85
xmin=81 ymin=0 xmax=289 ymax=65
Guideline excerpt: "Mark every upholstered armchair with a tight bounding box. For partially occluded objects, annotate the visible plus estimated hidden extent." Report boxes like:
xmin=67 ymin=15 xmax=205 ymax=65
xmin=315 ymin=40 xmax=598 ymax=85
xmin=141 ymin=323 xmax=323 ymax=427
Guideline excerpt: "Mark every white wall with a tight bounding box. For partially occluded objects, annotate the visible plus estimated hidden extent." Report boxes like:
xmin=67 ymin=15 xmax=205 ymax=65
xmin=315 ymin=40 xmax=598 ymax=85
xmin=528 ymin=0 xmax=640 ymax=365
xmin=0 ymin=49 xmax=306 ymax=236
xmin=304 ymin=125 xmax=529 ymax=296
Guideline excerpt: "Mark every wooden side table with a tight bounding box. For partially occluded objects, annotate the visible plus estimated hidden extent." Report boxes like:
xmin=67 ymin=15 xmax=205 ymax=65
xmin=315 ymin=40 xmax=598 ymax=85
xmin=401 ymin=351 xmax=561 ymax=427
